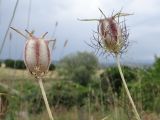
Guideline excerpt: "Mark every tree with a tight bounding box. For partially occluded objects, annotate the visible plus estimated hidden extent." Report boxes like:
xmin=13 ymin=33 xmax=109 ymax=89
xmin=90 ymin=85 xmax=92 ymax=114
xmin=58 ymin=52 xmax=99 ymax=86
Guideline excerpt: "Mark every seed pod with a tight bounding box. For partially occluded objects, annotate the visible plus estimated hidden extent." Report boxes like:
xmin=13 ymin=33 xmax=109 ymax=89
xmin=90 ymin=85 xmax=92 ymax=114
xmin=99 ymin=17 xmax=124 ymax=54
xmin=79 ymin=9 xmax=131 ymax=55
xmin=24 ymin=35 xmax=53 ymax=78
xmin=10 ymin=28 xmax=55 ymax=78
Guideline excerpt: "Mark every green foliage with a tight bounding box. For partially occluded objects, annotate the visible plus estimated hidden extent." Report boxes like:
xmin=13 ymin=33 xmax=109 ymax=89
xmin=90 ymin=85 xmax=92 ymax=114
xmin=0 ymin=86 xmax=20 ymax=119
xmin=3 ymin=59 xmax=55 ymax=70
xmin=71 ymin=66 xmax=91 ymax=86
xmin=130 ymin=57 xmax=160 ymax=113
xmin=100 ymin=66 xmax=137 ymax=95
xmin=14 ymin=60 xmax=26 ymax=69
xmin=4 ymin=59 xmax=26 ymax=69
xmin=153 ymin=56 xmax=160 ymax=70
xmin=49 ymin=63 xmax=56 ymax=71
xmin=4 ymin=59 xmax=15 ymax=68
xmin=5 ymin=95 xmax=21 ymax=120
xmin=21 ymin=81 xmax=44 ymax=114
xmin=48 ymin=80 xmax=88 ymax=109
xmin=2 ymin=54 xmax=160 ymax=119
xmin=58 ymin=52 xmax=99 ymax=86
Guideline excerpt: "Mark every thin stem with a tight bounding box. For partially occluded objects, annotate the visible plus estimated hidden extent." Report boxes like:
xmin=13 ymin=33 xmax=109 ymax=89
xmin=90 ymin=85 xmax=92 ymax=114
xmin=0 ymin=82 xmax=20 ymax=96
xmin=114 ymin=13 xmax=134 ymax=18
xmin=101 ymin=115 xmax=109 ymax=120
xmin=98 ymin=8 xmax=107 ymax=18
xmin=115 ymin=55 xmax=141 ymax=120
xmin=10 ymin=27 xmax=27 ymax=39
xmin=0 ymin=0 xmax=19 ymax=55
xmin=51 ymin=22 xmax=58 ymax=38
xmin=38 ymin=78 xmax=54 ymax=120
xmin=88 ymin=84 xmax=91 ymax=120
xmin=77 ymin=18 xmax=99 ymax=21
xmin=25 ymin=29 xmax=33 ymax=37
xmin=99 ymin=78 xmax=104 ymax=115
xmin=41 ymin=32 xmax=48 ymax=38
xmin=26 ymin=0 xmax=32 ymax=30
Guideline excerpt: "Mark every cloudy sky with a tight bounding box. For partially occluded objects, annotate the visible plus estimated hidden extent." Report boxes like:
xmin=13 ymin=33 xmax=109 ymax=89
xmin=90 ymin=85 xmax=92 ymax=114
xmin=0 ymin=0 xmax=160 ymax=64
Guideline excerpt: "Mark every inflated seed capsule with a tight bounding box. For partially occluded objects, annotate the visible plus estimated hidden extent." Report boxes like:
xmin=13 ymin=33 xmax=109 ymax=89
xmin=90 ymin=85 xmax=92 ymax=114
xmin=10 ymin=27 xmax=55 ymax=78
xmin=99 ymin=17 xmax=123 ymax=54
xmin=24 ymin=36 xmax=52 ymax=77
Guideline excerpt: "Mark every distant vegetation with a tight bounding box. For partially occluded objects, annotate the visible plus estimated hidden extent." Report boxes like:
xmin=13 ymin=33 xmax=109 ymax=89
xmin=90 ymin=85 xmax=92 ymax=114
xmin=0 ymin=52 xmax=160 ymax=120
xmin=0 ymin=59 xmax=55 ymax=70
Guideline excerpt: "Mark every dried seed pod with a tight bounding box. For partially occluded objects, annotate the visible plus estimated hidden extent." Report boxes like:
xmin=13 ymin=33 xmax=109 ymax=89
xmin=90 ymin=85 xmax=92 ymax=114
xmin=24 ymin=36 xmax=52 ymax=78
xmin=10 ymin=27 xmax=55 ymax=78
xmin=99 ymin=17 xmax=124 ymax=54
xmin=79 ymin=9 xmax=131 ymax=55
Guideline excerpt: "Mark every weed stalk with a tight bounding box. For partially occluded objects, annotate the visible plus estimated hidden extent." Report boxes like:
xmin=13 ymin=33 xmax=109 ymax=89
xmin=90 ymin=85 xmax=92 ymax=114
xmin=38 ymin=78 xmax=54 ymax=120
xmin=115 ymin=55 xmax=141 ymax=120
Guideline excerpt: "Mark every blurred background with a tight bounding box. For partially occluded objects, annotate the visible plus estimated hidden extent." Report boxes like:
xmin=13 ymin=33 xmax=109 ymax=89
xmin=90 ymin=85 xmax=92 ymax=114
xmin=0 ymin=0 xmax=160 ymax=120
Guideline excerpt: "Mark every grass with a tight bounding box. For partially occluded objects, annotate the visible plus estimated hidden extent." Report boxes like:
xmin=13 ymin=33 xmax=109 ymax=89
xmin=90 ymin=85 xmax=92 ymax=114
xmin=0 ymin=67 xmax=160 ymax=120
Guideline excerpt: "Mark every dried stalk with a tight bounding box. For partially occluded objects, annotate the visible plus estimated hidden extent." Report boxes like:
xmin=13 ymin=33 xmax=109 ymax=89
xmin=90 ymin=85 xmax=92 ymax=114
xmin=0 ymin=0 xmax=19 ymax=55
xmin=38 ymin=78 xmax=54 ymax=120
xmin=116 ymin=55 xmax=141 ymax=120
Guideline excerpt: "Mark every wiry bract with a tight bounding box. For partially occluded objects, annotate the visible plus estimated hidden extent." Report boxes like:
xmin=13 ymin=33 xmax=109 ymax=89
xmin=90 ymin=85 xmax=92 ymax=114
xmin=80 ymin=9 xmax=131 ymax=56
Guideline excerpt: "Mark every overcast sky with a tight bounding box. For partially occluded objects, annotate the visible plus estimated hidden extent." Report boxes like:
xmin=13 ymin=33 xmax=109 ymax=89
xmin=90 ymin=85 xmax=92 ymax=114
xmin=0 ymin=0 xmax=160 ymax=64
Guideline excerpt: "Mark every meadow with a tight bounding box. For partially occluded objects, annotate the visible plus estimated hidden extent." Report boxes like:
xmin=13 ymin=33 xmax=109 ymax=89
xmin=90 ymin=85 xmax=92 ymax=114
xmin=0 ymin=52 xmax=160 ymax=120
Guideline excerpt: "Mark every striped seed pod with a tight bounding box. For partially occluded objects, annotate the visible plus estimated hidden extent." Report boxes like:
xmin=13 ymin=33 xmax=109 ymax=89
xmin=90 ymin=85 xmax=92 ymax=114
xmin=10 ymin=27 xmax=55 ymax=78
xmin=25 ymin=35 xmax=52 ymax=78
xmin=99 ymin=17 xmax=124 ymax=54
xmin=79 ymin=9 xmax=131 ymax=55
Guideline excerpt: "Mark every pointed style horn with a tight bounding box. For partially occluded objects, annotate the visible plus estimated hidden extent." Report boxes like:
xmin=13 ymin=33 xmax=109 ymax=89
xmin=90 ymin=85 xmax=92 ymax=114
xmin=41 ymin=32 xmax=48 ymax=38
xmin=10 ymin=27 xmax=27 ymax=39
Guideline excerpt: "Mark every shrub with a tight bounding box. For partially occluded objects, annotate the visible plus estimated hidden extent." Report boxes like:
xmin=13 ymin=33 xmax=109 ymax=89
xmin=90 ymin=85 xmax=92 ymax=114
xmin=4 ymin=59 xmax=26 ymax=69
xmin=4 ymin=59 xmax=15 ymax=68
xmin=100 ymin=66 xmax=137 ymax=95
xmin=58 ymin=52 xmax=99 ymax=86
xmin=49 ymin=63 xmax=56 ymax=71
xmin=48 ymin=81 xmax=88 ymax=109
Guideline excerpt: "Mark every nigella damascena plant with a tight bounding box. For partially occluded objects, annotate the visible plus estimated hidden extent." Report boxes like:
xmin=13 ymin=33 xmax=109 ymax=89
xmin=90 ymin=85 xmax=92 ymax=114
xmin=11 ymin=27 xmax=55 ymax=78
xmin=80 ymin=10 xmax=141 ymax=120
xmin=11 ymin=27 xmax=55 ymax=120
xmin=79 ymin=9 xmax=132 ymax=55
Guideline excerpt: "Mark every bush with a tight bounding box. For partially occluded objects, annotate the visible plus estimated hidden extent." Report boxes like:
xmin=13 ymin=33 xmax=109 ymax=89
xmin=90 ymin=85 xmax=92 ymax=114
xmin=4 ymin=59 xmax=26 ymax=69
xmin=14 ymin=60 xmax=26 ymax=69
xmin=130 ymin=57 xmax=160 ymax=113
xmin=49 ymin=63 xmax=56 ymax=70
xmin=58 ymin=52 xmax=99 ymax=86
xmin=100 ymin=66 xmax=138 ymax=95
xmin=15 ymin=81 xmax=44 ymax=114
xmin=4 ymin=59 xmax=15 ymax=68
xmin=48 ymin=81 xmax=88 ymax=109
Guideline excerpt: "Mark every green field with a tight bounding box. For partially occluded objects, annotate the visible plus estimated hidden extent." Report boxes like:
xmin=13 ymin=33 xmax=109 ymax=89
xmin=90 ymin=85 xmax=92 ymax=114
xmin=0 ymin=52 xmax=160 ymax=120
